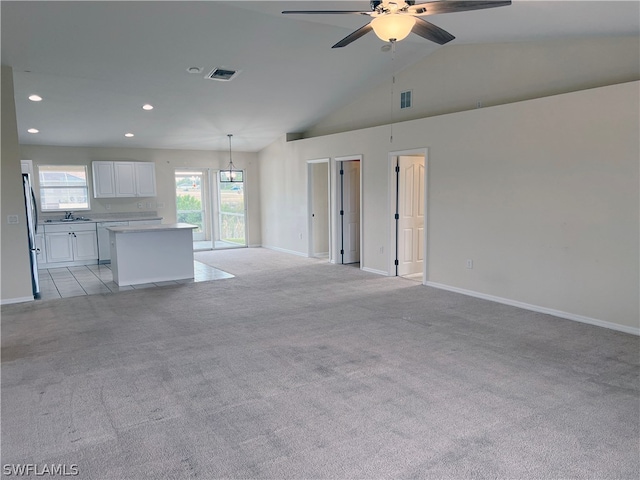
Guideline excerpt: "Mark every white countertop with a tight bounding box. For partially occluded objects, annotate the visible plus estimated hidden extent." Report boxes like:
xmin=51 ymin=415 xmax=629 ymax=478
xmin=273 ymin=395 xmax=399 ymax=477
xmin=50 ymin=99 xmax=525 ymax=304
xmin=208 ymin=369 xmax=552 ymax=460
xmin=106 ymin=223 xmax=197 ymax=234
xmin=39 ymin=215 xmax=163 ymax=225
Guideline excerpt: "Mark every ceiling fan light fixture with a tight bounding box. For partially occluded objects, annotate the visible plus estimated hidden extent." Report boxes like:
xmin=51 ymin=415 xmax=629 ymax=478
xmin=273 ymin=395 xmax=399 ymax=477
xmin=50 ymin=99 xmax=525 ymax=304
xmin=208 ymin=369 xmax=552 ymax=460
xmin=371 ymin=14 xmax=415 ymax=42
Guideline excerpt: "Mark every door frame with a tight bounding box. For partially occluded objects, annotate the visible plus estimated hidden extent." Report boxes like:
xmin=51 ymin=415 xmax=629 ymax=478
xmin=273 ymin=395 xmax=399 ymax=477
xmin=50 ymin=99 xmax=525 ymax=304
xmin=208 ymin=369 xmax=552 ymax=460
xmin=333 ymin=155 xmax=363 ymax=266
xmin=388 ymin=148 xmax=429 ymax=283
xmin=307 ymin=158 xmax=331 ymax=259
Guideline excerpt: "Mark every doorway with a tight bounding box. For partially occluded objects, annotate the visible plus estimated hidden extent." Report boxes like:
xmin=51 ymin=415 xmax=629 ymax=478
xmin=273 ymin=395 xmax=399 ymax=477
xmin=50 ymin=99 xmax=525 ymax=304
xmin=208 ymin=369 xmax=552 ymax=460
xmin=336 ymin=157 xmax=361 ymax=265
xmin=389 ymin=149 xmax=427 ymax=280
xmin=308 ymin=159 xmax=330 ymax=259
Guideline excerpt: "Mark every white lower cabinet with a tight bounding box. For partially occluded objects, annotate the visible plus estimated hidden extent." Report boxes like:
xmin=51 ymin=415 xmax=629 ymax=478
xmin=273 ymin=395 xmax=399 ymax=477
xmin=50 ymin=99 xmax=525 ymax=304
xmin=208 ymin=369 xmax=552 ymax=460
xmin=43 ymin=223 xmax=98 ymax=267
xmin=74 ymin=230 xmax=99 ymax=260
xmin=46 ymin=231 xmax=74 ymax=263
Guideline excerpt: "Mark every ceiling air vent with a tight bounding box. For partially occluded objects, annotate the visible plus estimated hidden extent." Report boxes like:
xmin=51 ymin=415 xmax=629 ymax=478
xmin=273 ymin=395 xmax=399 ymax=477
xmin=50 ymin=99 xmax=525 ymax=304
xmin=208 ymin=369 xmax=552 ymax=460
xmin=206 ymin=67 xmax=240 ymax=82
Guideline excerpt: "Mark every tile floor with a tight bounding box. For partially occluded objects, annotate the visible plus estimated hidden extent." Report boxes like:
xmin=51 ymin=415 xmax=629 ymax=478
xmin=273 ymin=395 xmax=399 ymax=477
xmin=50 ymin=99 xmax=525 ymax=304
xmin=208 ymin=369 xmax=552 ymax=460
xmin=37 ymin=261 xmax=234 ymax=301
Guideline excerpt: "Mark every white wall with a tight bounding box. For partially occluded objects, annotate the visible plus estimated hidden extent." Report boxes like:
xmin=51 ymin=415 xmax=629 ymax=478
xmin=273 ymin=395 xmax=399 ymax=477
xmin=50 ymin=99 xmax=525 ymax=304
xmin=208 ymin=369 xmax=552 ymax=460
xmin=1 ymin=66 xmax=34 ymax=304
xmin=259 ymin=81 xmax=639 ymax=333
xmin=19 ymin=145 xmax=262 ymax=247
xmin=306 ymin=36 xmax=640 ymax=138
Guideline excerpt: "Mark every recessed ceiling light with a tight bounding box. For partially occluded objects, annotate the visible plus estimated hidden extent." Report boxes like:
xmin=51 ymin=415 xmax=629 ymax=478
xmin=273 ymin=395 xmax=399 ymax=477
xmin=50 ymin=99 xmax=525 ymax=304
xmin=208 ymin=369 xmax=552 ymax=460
xmin=28 ymin=94 xmax=43 ymax=102
xmin=27 ymin=128 xmax=39 ymax=133
xmin=124 ymin=133 xmax=134 ymax=138
xmin=187 ymin=67 xmax=203 ymax=74
xmin=142 ymin=104 xmax=154 ymax=110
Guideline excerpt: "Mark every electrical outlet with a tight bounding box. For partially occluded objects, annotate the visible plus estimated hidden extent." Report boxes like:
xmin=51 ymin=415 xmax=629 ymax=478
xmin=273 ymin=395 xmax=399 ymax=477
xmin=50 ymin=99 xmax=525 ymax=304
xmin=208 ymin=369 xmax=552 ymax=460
xmin=466 ymin=259 xmax=473 ymax=269
xmin=137 ymin=202 xmax=143 ymax=209
xmin=379 ymin=246 xmax=384 ymax=254
xmin=105 ymin=204 xmax=111 ymax=210
xmin=157 ymin=202 xmax=164 ymax=209
xmin=7 ymin=215 xmax=19 ymax=224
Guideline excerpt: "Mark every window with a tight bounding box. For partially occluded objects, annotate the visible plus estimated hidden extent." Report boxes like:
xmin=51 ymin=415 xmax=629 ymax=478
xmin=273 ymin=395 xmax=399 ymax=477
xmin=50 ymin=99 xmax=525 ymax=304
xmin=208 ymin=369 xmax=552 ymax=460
xmin=38 ymin=165 xmax=90 ymax=211
xmin=400 ymin=90 xmax=412 ymax=109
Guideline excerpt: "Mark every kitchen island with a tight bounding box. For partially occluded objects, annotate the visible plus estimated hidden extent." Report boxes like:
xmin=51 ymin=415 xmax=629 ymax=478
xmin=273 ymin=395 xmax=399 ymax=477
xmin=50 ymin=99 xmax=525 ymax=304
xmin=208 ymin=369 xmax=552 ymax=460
xmin=107 ymin=223 xmax=197 ymax=286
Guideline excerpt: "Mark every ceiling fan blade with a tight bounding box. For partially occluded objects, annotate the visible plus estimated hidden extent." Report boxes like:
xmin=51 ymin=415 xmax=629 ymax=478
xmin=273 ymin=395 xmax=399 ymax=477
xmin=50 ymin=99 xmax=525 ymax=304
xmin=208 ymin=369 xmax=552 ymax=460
xmin=409 ymin=1 xmax=511 ymax=16
xmin=412 ymin=18 xmax=455 ymax=45
xmin=282 ymin=10 xmax=370 ymax=15
xmin=332 ymin=23 xmax=374 ymax=48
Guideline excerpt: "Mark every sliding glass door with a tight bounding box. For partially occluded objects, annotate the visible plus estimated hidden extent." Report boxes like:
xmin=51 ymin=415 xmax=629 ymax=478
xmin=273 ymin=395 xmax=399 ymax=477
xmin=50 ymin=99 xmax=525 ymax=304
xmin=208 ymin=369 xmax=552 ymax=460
xmin=175 ymin=170 xmax=206 ymax=242
xmin=218 ymin=180 xmax=246 ymax=247
xmin=174 ymin=168 xmax=246 ymax=250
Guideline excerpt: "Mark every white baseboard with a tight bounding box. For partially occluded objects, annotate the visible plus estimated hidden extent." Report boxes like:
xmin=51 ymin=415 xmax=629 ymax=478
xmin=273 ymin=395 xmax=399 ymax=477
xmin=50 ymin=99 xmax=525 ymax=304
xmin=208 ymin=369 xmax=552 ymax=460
xmin=262 ymin=245 xmax=307 ymax=257
xmin=362 ymin=266 xmax=389 ymax=276
xmin=1 ymin=296 xmax=34 ymax=305
xmin=425 ymin=281 xmax=639 ymax=336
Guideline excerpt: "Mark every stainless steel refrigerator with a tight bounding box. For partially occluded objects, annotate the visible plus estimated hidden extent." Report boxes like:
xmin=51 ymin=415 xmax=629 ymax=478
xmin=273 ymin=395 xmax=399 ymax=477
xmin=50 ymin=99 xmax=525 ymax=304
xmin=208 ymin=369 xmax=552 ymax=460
xmin=22 ymin=173 xmax=41 ymax=299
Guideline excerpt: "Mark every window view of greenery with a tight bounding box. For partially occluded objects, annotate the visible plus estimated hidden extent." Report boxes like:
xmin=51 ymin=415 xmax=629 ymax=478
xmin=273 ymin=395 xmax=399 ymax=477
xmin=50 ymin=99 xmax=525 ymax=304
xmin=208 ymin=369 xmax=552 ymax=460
xmin=175 ymin=174 xmax=203 ymax=234
xmin=39 ymin=165 xmax=90 ymax=211
xmin=219 ymin=182 xmax=245 ymax=245
xmin=175 ymin=172 xmax=246 ymax=246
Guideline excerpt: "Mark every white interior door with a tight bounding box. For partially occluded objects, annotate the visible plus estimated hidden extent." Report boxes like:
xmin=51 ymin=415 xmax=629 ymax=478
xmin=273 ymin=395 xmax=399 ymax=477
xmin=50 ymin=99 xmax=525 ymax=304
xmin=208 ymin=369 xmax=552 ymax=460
xmin=309 ymin=161 xmax=330 ymax=258
xmin=341 ymin=160 xmax=360 ymax=264
xmin=397 ymin=155 xmax=425 ymax=276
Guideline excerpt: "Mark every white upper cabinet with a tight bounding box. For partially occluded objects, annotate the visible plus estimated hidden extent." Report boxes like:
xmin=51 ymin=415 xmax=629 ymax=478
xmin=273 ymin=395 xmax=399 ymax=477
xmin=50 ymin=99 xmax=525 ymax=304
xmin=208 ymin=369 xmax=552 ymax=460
xmin=92 ymin=161 xmax=156 ymax=198
xmin=92 ymin=161 xmax=116 ymax=197
xmin=114 ymin=162 xmax=137 ymax=197
xmin=21 ymin=159 xmax=34 ymax=175
xmin=134 ymin=162 xmax=157 ymax=197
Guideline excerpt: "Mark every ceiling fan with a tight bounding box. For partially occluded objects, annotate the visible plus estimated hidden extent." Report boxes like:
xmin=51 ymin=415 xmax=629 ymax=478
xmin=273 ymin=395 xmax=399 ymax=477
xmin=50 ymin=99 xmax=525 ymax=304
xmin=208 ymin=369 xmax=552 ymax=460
xmin=282 ymin=0 xmax=511 ymax=48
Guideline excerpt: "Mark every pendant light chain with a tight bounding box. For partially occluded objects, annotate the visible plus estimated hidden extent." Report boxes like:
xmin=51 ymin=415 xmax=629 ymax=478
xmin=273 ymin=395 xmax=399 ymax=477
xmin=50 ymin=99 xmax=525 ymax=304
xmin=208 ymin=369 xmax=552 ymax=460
xmin=228 ymin=134 xmax=235 ymax=171
xmin=227 ymin=133 xmax=236 ymax=182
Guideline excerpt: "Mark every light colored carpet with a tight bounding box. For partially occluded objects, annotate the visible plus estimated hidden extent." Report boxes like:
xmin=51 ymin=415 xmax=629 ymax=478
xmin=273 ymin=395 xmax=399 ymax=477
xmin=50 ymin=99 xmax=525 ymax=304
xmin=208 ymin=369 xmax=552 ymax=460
xmin=2 ymin=247 xmax=638 ymax=479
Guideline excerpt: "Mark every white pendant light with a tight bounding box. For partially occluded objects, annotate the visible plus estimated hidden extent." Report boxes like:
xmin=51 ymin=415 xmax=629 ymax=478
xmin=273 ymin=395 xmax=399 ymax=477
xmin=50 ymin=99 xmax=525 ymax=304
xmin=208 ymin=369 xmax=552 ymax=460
xmin=371 ymin=14 xmax=416 ymax=43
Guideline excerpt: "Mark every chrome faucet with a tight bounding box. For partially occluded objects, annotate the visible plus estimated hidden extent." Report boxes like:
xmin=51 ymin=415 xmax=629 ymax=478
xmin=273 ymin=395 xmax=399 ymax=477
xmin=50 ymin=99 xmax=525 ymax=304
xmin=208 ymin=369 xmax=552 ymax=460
xmin=64 ymin=211 xmax=74 ymax=220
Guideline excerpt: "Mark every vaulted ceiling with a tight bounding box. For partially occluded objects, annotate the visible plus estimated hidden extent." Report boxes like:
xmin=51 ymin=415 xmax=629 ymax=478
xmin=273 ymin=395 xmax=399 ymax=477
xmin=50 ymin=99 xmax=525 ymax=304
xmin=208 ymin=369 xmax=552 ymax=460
xmin=2 ymin=1 xmax=638 ymax=152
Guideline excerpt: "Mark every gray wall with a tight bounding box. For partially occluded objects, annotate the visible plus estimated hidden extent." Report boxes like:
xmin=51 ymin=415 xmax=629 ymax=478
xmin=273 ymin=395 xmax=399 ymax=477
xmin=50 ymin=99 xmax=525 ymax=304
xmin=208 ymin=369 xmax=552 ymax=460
xmin=1 ymin=66 xmax=33 ymax=303
xmin=306 ymin=36 xmax=640 ymax=138
xmin=259 ymin=81 xmax=639 ymax=333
